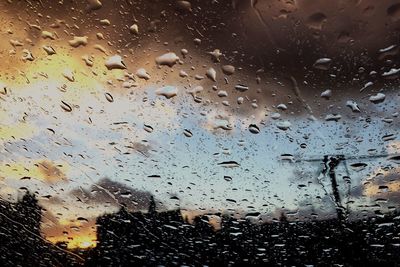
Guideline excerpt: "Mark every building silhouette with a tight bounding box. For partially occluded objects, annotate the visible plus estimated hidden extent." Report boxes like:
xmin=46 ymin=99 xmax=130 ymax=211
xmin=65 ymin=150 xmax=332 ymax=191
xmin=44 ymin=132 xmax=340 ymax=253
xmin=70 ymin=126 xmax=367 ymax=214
xmin=0 ymin=192 xmax=399 ymax=266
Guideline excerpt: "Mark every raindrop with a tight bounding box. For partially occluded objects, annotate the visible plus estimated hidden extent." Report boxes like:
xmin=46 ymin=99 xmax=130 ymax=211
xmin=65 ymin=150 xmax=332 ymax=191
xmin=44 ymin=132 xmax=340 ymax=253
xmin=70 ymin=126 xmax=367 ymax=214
xmin=213 ymin=119 xmax=233 ymax=130
xmin=276 ymin=121 xmax=291 ymax=130
xmin=87 ymin=0 xmax=102 ymax=10
xmin=360 ymin=82 xmax=373 ymax=92
xmin=217 ymin=90 xmax=228 ymax=97
xmin=176 ymin=1 xmax=192 ymax=12
xmin=179 ymin=70 xmax=188 ymax=77
xmin=320 ymin=89 xmax=332 ymax=99
xmin=156 ymin=86 xmax=178 ymax=99
xmin=280 ymin=154 xmax=294 ymax=162
xmin=235 ymin=84 xmax=249 ymax=92
xmin=382 ymin=134 xmax=396 ymax=141
xmin=369 ymin=93 xmax=385 ymax=104
xmin=183 ymin=129 xmax=193 ymax=137
xmin=60 ymin=101 xmax=72 ymax=112
xmin=313 ymin=58 xmax=332 ymax=70
xmin=68 ymin=36 xmax=88 ymax=48
xmin=218 ymin=161 xmax=240 ymax=168
xmin=144 ymin=124 xmax=154 ymax=133
xmin=248 ymin=124 xmax=260 ymax=134
xmin=224 ymin=176 xmax=232 ymax=182
xmin=222 ymin=65 xmax=235 ymax=75
xmin=155 ymin=52 xmax=180 ymax=67
xmin=181 ymin=49 xmax=188 ymax=57
xmin=346 ymin=100 xmax=360 ymax=112
xmin=382 ymin=68 xmax=400 ymax=79
xmin=148 ymin=175 xmax=161 ymax=178
xmin=325 ymin=114 xmax=342 ymax=122
xmin=350 ymin=163 xmax=367 ymax=171
xmin=208 ymin=49 xmax=222 ymax=62
xmin=136 ymin=68 xmax=151 ymax=80
xmin=277 ymin=104 xmax=287 ymax=110
xmin=62 ymin=69 xmax=75 ymax=82
xmin=105 ymin=55 xmax=127 ymax=70
xmin=42 ymin=45 xmax=56 ymax=55
xmin=22 ymin=49 xmax=34 ymax=61
xmin=206 ymin=67 xmax=217 ymax=82
xmin=105 ymin=92 xmax=114 ymax=102
xmin=129 ymin=24 xmax=139 ymax=34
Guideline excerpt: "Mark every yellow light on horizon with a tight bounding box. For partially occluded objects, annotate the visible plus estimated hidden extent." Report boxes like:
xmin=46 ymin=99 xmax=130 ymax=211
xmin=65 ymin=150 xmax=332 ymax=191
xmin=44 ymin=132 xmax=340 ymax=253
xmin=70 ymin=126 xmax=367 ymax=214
xmin=47 ymin=234 xmax=97 ymax=250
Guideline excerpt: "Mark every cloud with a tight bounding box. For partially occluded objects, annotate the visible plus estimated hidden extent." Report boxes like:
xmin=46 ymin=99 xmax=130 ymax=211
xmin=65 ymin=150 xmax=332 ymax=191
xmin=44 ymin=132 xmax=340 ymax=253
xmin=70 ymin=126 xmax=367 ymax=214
xmin=0 ymin=123 xmax=38 ymax=144
xmin=0 ymin=159 xmax=68 ymax=183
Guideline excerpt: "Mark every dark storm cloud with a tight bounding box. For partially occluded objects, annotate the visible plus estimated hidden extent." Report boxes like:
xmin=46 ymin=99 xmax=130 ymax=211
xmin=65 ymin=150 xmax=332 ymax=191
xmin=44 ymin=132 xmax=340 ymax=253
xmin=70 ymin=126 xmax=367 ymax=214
xmin=4 ymin=0 xmax=399 ymax=118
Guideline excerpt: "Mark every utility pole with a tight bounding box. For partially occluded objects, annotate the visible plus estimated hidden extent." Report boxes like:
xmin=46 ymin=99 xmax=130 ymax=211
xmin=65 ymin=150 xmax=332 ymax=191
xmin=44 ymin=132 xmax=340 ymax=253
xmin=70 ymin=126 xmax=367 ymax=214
xmin=288 ymin=153 xmax=399 ymax=222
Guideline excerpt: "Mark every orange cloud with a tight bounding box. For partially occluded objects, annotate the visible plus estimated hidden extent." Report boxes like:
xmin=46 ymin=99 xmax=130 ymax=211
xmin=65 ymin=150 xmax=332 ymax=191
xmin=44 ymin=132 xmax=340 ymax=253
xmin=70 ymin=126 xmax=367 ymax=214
xmin=0 ymin=159 xmax=69 ymax=183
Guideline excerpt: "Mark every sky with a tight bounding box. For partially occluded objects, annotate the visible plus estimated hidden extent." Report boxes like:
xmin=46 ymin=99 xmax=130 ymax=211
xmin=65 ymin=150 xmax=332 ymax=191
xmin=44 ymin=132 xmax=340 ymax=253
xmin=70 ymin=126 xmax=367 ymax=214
xmin=0 ymin=0 xmax=399 ymax=248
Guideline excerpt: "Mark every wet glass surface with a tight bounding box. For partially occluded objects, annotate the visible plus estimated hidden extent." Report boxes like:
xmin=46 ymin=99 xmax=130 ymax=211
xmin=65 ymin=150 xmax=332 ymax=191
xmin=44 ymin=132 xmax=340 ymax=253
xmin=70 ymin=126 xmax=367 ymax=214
xmin=0 ymin=0 xmax=400 ymax=266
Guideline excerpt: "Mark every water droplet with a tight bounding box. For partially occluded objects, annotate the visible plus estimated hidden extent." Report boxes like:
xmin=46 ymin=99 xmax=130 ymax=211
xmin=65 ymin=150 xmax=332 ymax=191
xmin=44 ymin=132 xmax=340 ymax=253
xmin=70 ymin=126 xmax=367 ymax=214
xmin=105 ymin=55 xmax=127 ymax=70
xmin=382 ymin=134 xmax=396 ymax=141
xmin=224 ymin=176 xmax=232 ymax=181
xmin=62 ymin=69 xmax=75 ymax=82
xmin=130 ymin=24 xmax=139 ymax=34
xmin=156 ymin=86 xmax=178 ymax=99
xmin=181 ymin=49 xmax=189 ymax=57
xmin=222 ymin=65 xmax=235 ymax=75
xmin=144 ymin=124 xmax=154 ymax=133
xmin=320 ymin=89 xmax=332 ymax=99
xmin=213 ymin=119 xmax=233 ymax=130
xmin=41 ymin=31 xmax=55 ymax=40
xmin=217 ymin=90 xmax=228 ymax=97
xmin=68 ymin=36 xmax=88 ymax=48
xmin=155 ymin=52 xmax=179 ymax=67
xmin=276 ymin=121 xmax=291 ymax=130
xmin=100 ymin=19 xmax=111 ymax=26
xmin=325 ymin=114 xmax=341 ymax=122
xmin=369 ymin=93 xmax=385 ymax=104
xmin=346 ymin=100 xmax=360 ymax=112
xmin=105 ymin=92 xmax=114 ymax=102
xmin=360 ymin=82 xmax=373 ymax=92
xmin=42 ymin=45 xmax=56 ymax=55
xmin=206 ymin=67 xmax=217 ymax=82
xmin=248 ymin=124 xmax=260 ymax=134
xmin=277 ymin=104 xmax=287 ymax=110
xmin=313 ymin=58 xmax=332 ymax=70
xmin=179 ymin=70 xmax=188 ymax=77
xmin=22 ymin=49 xmax=34 ymax=61
xmin=87 ymin=0 xmax=102 ymax=10
xmin=382 ymin=68 xmax=400 ymax=79
xmin=60 ymin=101 xmax=72 ymax=112
xmin=183 ymin=129 xmax=193 ymax=137
xmin=176 ymin=1 xmax=192 ymax=12
xmin=388 ymin=155 xmax=400 ymax=163
xmin=208 ymin=49 xmax=222 ymax=62
xmin=271 ymin=113 xmax=281 ymax=119
xmin=235 ymin=84 xmax=249 ymax=92
xmin=350 ymin=162 xmax=367 ymax=171
xmin=218 ymin=161 xmax=240 ymax=168
xmin=136 ymin=68 xmax=151 ymax=80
